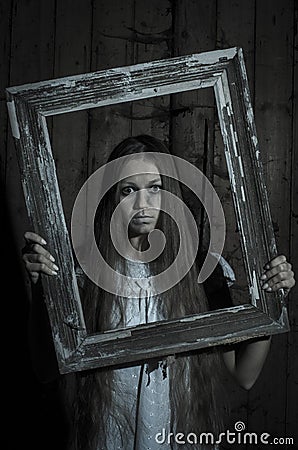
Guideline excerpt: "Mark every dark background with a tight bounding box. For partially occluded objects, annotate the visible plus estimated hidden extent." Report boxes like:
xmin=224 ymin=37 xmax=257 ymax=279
xmin=1 ymin=1 xmax=297 ymax=449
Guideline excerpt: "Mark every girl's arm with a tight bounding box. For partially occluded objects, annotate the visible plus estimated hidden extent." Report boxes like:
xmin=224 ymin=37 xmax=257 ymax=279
xmin=222 ymin=336 xmax=271 ymax=390
xmin=222 ymin=255 xmax=295 ymax=390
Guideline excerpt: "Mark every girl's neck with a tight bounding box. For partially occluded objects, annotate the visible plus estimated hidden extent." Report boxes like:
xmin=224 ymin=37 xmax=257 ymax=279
xmin=129 ymin=234 xmax=147 ymax=252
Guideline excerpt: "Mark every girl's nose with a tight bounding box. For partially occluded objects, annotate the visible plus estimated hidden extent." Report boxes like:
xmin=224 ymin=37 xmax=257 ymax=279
xmin=133 ymin=189 xmax=148 ymax=210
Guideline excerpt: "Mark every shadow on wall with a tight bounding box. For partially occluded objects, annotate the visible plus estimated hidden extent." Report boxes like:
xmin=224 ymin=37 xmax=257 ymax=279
xmin=1 ymin=181 xmax=68 ymax=449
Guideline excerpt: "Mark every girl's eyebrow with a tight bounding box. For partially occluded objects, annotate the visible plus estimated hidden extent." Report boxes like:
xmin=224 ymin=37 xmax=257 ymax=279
xmin=120 ymin=178 xmax=162 ymax=187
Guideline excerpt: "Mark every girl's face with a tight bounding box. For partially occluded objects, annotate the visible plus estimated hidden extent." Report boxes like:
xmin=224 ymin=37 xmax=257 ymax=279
xmin=116 ymin=157 xmax=162 ymax=237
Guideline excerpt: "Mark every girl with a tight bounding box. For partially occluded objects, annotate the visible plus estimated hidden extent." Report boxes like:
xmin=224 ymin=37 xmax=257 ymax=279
xmin=23 ymin=135 xmax=295 ymax=450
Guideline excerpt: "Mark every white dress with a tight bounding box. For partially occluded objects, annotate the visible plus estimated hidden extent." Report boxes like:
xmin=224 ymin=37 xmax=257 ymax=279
xmin=75 ymin=257 xmax=231 ymax=449
xmin=105 ymin=262 xmax=171 ymax=450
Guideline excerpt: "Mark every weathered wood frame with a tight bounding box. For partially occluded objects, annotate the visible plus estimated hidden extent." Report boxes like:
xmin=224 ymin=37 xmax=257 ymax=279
xmin=6 ymin=47 xmax=289 ymax=374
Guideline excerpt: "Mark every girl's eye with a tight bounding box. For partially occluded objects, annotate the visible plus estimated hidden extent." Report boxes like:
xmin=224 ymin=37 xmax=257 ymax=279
xmin=121 ymin=187 xmax=135 ymax=196
xmin=149 ymin=185 xmax=161 ymax=193
xmin=121 ymin=185 xmax=162 ymax=196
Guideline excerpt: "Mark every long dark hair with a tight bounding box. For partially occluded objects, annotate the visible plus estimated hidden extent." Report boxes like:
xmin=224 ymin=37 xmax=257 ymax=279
xmin=65 ymin=135 xmax=227 ymax=449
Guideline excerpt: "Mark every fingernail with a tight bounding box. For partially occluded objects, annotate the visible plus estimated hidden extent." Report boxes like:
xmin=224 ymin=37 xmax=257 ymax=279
xmin=260 ymin=274 xmax=267 ymax=280
xmin=266 ymin=287 xmax=272 ymax=292
xmin=265 ymin=264 xmax=270 ymax=270
xmin=51 ymin=270 xmax=58 ymax=275
xmin=53 ymin=264 xmax=59 ymax=271
xmin=262 ymin=283 xmax=269 ymax=289
xmin=41 ymin=239 xmax=47 ymax=245
xmin=50 ymin=255 xmax=55 ymax=262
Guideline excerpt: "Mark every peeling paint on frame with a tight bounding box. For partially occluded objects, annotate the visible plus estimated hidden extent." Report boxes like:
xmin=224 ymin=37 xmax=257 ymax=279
xmin=6 ymin=47 xmax=289 ymax=373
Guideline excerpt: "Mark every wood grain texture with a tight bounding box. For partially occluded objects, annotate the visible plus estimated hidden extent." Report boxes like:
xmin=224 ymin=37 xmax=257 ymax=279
xmin=286 ymin=0 xmax=297 ymax=443
xmin=4 ymin=0 xmax=56 ymax=299
xmin=131 ymin=0 xmax=171 ymax=140
xmin=87 ymin=0 xmax=135 ymax=173
xmin=1 ymin=0 xmax=296 ymax=443
xmin=0 ymin=0 xmax=13 ymax=183
xmin=215 ymin=1 xmax=256 ymax=311
xmin=6 ymin=48 xmax=289 ymax=374
xmin=249 ymin=0 xmax=295 ymax=442
xmin=51 ymin=0 xmax=92 ymax=230
xmin=65 ymin=304 xmax=284 ymax=372
xmin=171 ymin=0 xmax=217 ymax=250
xmin=215 ymin=1 xmax=257 ymax=443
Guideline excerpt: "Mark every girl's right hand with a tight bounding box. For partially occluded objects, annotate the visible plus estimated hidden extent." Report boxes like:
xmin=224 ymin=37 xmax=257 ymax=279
xmin=22 ymin=231 xmax=59 ymax=284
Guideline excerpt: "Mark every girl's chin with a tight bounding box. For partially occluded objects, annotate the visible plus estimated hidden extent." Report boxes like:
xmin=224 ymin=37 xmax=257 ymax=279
xmin=129 ymin=224 xmax=156 ymax=235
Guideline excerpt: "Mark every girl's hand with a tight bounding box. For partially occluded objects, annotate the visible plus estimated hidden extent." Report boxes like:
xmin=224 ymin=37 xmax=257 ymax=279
xmin=260 ymin=255 xmax=295 ymax=295
xmin=22 ymin=231 xmax=59 ymax=284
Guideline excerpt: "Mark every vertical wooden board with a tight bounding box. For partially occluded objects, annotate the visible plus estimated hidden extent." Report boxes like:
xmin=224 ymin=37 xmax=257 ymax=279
xmin=171 ymin=0 xmax=217 ymax=156
xmin=51 ymin=0 xmax=92 ymax=234
xmin=91 ymin=0 xmax=134 ymax=71
xmin=0 ymin=0 xmax=12 ymax=95
xmin=249 ymin=0 xmax=294 ymax=438
xmin=9 ymin=1 xmax=56 ymax=84
xmin=170 ymin=2 xmax=250 ymax=435
xmin=6 ymin=0 xmax=56 ymax=272
xmin=286 ymin=3 xmax=298 ymax=440
xmin=87 ymin=0 xmax=135 ymax=173
xmin=131 ymin=0 xmax=171 ymax=140
xmin=289 ymin=2 xmax=298 ymax=335
xmin=5 ymin=3 xmax=57 ymax=445
xmin=54 ymin=0 xmax=92 ymax=78
xmin=0 ymin=0 xmax=13 ymax=183
xmin=254 ymin=0 xmax=293 ymax=256
xmin=214 ymin=1 xmax=257 ymax=437
xmin=286 ymin=332 xmax=298 ymax=442
xmin=215 ymin=1 xmax=256 ymax=308
xmin=216 ymin=0 xmax=255 ymax=98
xmin=213 ymin=122 xmax=248 ymax=308
xmin=171 ymin=0 xmax=217 ymax=246
xmin=75 ymin=1 xmax=135 ymax=263
xmin=79 ymin=0 xmax=171 ymax=275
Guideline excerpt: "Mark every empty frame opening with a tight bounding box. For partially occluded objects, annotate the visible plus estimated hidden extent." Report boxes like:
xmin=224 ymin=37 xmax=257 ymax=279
xmin=49 ymin=89 xmax=249 ymax=335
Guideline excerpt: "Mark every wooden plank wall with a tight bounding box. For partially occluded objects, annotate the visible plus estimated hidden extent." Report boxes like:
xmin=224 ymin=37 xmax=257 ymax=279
xmin=1 ymin=0 xmax=297 ymax=448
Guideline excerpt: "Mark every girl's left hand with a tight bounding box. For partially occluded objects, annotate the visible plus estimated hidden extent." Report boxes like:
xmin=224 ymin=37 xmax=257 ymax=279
xmin=260 ymin=255 xmax=295 ymax=295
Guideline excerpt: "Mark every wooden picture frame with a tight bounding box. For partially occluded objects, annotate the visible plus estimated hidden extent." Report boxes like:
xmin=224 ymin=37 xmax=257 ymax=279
xmin=6 ymin=47 xmax=289 ymax=374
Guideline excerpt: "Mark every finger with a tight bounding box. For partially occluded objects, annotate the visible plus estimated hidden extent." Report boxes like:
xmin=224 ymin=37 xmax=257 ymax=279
xmin=24 ymin=254 xmax=59 ymax=273
xmin=28 ymin=242 xmax=55 ymax=262
xmin=265 ymin=278 xmax=296 ymax=292
xmin=24 ymin=231 xmax=47 ymax=246
xmin=260 ymin=262 xmax=292 ymax=281
xmin=30 ymin=271 xmax=40 ymax=284
xmin=28 ymin=253 xmax=59 ymax=271
xmin=264 ymin=254 xmax=287 ymax=270
xmin=22 ymin=233 xmax=55 ymax=261
xmin=26 ymin=261 xmax=58 ymax=276
xmin=261 ymin=271 xmax=295 ymax=290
